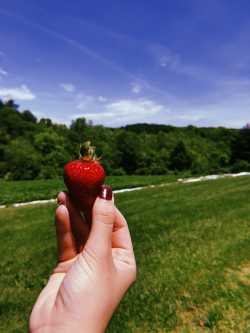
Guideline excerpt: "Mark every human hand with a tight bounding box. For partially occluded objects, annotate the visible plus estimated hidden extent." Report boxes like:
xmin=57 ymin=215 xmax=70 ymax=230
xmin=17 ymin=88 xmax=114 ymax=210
xmin=29 ymin=185 xmax=136 ymax=333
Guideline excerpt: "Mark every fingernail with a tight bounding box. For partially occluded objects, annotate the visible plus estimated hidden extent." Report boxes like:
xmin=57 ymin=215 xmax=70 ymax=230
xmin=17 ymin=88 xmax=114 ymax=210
xmin=99 ymin=185 xmax=112 ymax=200
xmin=57 ymin=199 xmax=65 ymax=206
xmin=57 ymin=192 xmax=65 ymax=205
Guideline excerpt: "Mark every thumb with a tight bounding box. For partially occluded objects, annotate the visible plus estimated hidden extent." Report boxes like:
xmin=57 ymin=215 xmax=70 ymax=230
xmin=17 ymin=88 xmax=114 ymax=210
xmin=84 ymin=185 xmax=115 ymax=257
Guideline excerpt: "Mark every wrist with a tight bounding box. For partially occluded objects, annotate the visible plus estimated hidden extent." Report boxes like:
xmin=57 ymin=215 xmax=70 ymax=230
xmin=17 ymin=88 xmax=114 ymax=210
xmin=31 ymin=323 xmax=105 ymax=333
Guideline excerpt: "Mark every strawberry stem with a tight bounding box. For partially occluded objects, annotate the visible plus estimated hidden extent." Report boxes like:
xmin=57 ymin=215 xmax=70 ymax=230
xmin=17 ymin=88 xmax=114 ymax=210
xmin=80 ymin=141 xmax=97 ymax=161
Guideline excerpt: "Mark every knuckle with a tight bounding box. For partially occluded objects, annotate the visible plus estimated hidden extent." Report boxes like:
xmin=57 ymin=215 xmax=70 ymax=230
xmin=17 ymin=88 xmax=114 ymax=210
xmin=55 ymin=205 xmax=68 ymax=227
xmin=55 ymin=206 xmax=62 ymax=220
xmin=94 ymin=203 xmax=116 ymax=223
xmin=55 ymin=205 xmax=64 ymax=217
xmin=130 ymin=263 xmax=137 ymax=283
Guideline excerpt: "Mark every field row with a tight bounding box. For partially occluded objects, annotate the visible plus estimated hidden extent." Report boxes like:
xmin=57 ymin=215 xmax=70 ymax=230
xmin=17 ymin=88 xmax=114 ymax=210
xmin=0 ymin=175 xmax=177 ymax=205
xmin=1 ymin=177 xmax=250 ymax=331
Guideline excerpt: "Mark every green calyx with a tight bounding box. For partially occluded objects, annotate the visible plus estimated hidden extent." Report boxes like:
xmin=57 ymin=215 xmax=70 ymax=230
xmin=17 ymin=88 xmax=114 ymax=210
xmin=79 ymin=141 xmax=97 ymax=161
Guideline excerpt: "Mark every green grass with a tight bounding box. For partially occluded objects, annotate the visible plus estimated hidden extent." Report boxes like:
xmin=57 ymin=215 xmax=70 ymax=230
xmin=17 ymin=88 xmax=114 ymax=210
xmin=0 ymin=175 xmax=177 ymax=205
xmin=1 ymin=177 xmax=250 ymax=332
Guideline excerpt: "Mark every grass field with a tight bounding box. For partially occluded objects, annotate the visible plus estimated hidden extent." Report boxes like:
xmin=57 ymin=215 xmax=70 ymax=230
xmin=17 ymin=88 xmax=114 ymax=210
xmin=1 ymin=177 xmax=250 ymax=332
xmin=0 ymin=175 xmax=178 ymax=205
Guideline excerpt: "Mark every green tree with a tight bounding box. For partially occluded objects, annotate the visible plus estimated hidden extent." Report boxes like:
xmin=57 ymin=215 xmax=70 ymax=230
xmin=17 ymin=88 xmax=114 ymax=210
xmin=69 ymin=118 xmax=88 ymax=143
xmin=0 ymin=102 xmax=35 ymax=138
xmin=21 ymin=110 xmax=37 ymax=123
xmin=0 ymin=98 xmax=244 ymax=180
xmin=34 ymin=129 xmax=71 ymax=179
xmin=115 ymin=131 xmax=141 ymax=174
xmin=232 ymin=128 xmax=250 ymax=163
xmin=169 ymin=141 xmax=193 ymax=171
xmin=4 ymin=138 xmax=41 ymax=180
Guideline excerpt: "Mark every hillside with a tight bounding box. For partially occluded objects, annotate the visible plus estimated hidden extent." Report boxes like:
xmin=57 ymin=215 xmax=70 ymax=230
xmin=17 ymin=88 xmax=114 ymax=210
xmin=0 ymin=99 xmax=250 ymax=180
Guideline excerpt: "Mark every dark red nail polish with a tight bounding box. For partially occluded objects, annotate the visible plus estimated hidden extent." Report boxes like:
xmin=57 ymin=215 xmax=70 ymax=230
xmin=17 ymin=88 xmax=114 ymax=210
xmin=57 ymin=198 xmax=64 ymax=206
xmin=99 ymin=185 xmax=112 ymax=200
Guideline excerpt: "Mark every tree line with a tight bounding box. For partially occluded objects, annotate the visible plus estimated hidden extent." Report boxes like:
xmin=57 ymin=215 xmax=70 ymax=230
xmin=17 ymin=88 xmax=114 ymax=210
xmin=0 ymin=99 xmax=249 ymax=180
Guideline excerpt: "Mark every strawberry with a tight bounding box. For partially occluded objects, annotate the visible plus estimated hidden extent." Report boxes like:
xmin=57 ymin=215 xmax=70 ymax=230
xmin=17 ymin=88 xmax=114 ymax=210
xmin=63 ymin=141 xmax=105 ymax=223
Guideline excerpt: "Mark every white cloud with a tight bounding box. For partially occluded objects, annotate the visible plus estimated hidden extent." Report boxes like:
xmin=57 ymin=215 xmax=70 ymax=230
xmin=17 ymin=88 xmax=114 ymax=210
xmin=131 ymin=82 xmax=142 ymax=94
xmin=0 ymin=84 xmax=36 ymax=100
xmin=159 ymin=53 xmax=180 ymax=70
xmin=149 ymin=45 xmax=180 ymax=70
xmin=98 ymin=95 xmax=107 ymax=102
xmin=60 ymin=83 xmax=75 ymax=92
xmin=149 ymin=44 xmax=213 ymax=81
xmin=76 ymin=94 xmax=95 ymax=110
xmin=76 ymin=93 xmax=108 ymax=109
xmin=0 ymin=67 xmax=8 ymax=77
xmin=168 ymin=111 xmax=207 ymax=123
xmin=106 ymin=99 xmax=163 ymax=117
xmin=74 ymin=98 xmax=167 ymax=125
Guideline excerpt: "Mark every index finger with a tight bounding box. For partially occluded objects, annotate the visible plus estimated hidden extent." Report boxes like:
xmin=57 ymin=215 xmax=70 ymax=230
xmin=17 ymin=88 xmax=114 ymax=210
xmin=57 ymin=191 xmax=90 ymax=251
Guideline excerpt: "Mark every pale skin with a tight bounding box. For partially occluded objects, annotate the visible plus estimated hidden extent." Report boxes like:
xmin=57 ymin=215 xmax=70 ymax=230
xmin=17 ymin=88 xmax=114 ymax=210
xmin=29 ymin=189 xmax=137 ymax=333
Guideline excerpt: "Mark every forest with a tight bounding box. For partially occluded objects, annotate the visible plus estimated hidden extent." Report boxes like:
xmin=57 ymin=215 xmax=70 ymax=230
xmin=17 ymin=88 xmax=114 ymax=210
xmin=0 ymin=99 xmax=249 ymax=180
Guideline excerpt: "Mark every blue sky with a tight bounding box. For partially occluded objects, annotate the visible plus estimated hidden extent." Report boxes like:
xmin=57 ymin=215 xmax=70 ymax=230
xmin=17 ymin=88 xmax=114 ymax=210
xmin=0 ymin=0 xmax=250 ymax=127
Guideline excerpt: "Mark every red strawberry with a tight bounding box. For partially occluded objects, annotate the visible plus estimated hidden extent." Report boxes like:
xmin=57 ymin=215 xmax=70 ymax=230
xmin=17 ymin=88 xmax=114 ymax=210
xmin=63 ymin=141 xmax=105 ymax=223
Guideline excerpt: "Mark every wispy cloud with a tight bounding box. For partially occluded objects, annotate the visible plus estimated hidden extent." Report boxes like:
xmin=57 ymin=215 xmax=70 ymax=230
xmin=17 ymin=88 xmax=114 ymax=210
xmin=71 ymin=75 xmax=250 ymax=128
xmin=131 ymin=82 xmax=142 ymax=94
xmin=0 ymin=8 xmax=136 ymax=80
xmin=75 ymin=93 xmax=108 ymax=109
xmin=76 ymin=93 xmax=96 ymax=110
xmin=149 ymin=44 xmax=212 ymax=81
xmin=0 ymin=67 xmax=8 ymax=77
xmin=149 ymin=44 xmax=180 ymax=69
xmin=159 ymin=52 xmax=180 ymax=70
xmin=76 ymin=17 xmax=138 ymax=46
xmin=0 ymin=8 xmax=175 ymax=102
xmin=60 ymin=83 xmax=75 ymax=92
xmin=0 ymin=84 xmax=36 ymax=100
